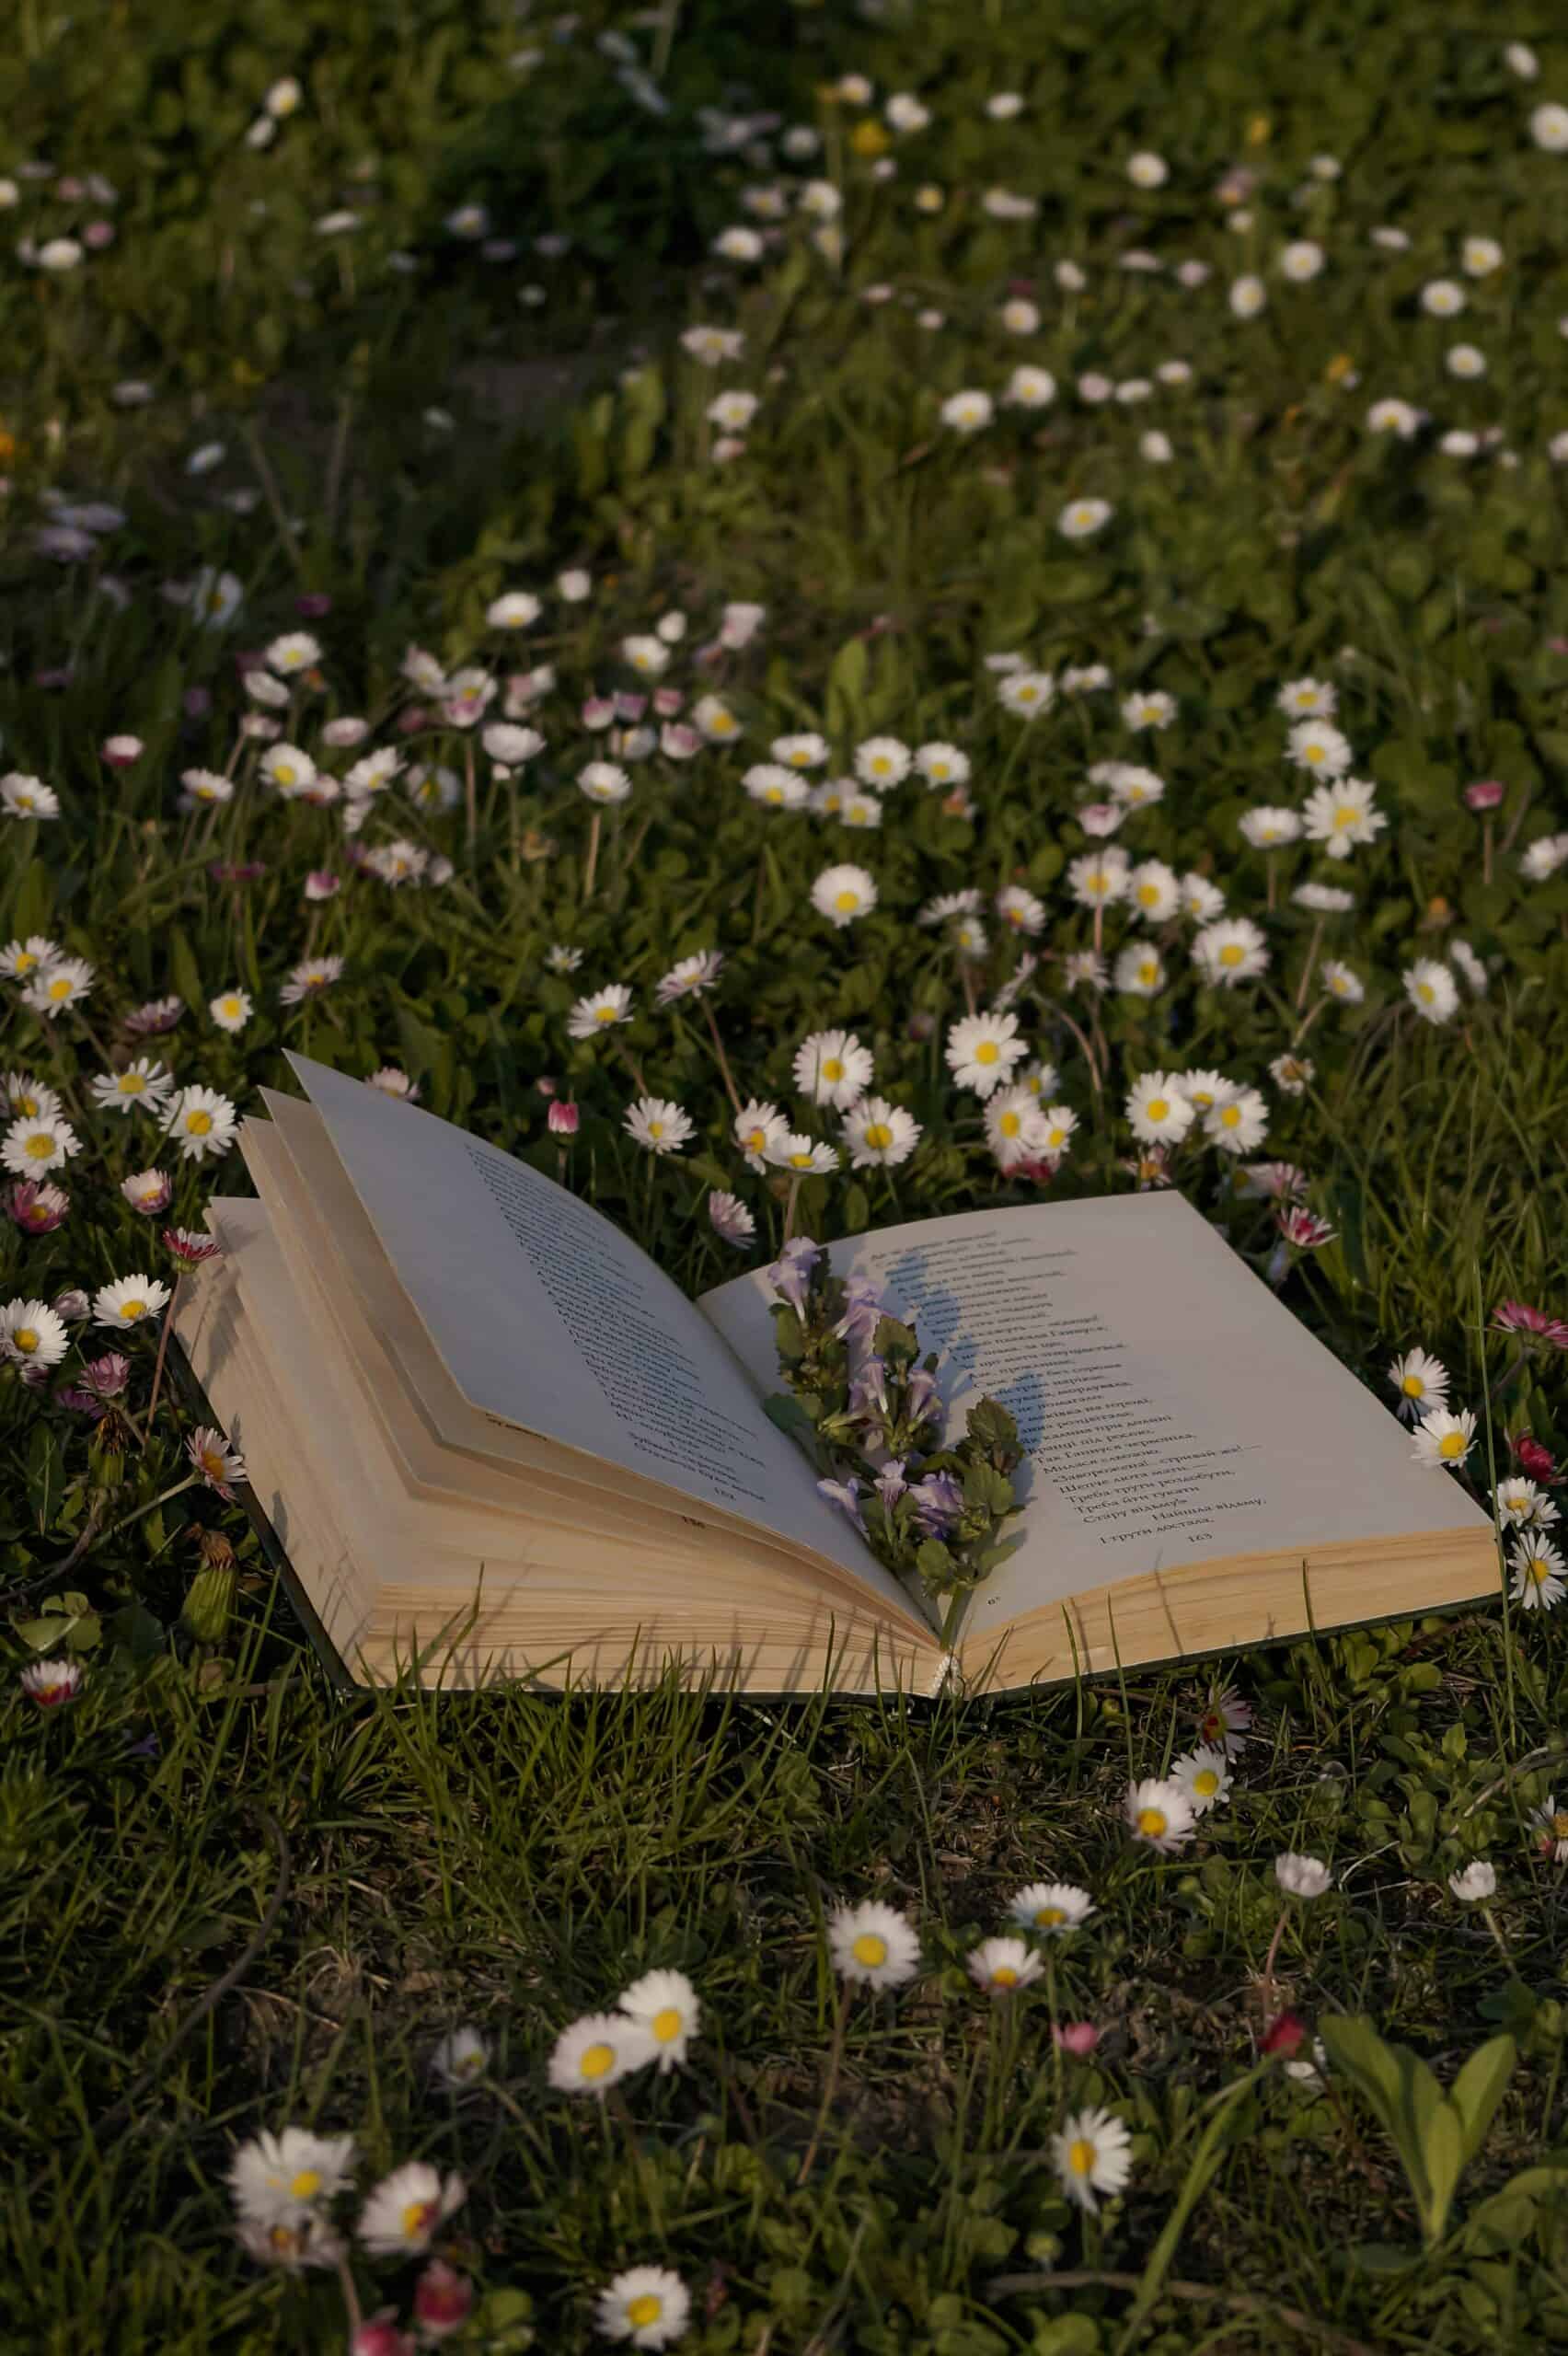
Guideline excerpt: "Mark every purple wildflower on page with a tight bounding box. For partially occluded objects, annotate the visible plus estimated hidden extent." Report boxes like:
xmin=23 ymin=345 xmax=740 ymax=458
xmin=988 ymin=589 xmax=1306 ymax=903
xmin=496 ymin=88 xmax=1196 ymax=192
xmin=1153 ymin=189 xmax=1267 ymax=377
xmin=767 ymin=1236 xmax=823 ymax=1313
xmin=818 ymin=1478 xmax=866 ymax=1530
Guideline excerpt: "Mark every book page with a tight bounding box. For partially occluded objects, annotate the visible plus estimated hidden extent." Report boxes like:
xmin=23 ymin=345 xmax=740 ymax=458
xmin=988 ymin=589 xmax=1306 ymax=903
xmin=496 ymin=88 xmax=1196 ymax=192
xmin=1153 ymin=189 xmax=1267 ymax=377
xmin=285 ymin=1057 xmax=916 ymax=1612
xmin=698 ymin=1193 xmax=1493 ymax=1635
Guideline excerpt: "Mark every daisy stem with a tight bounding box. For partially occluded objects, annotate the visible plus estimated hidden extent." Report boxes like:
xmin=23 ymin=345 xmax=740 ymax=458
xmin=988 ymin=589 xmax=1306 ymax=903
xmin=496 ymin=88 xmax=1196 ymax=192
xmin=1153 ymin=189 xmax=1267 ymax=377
xmin=617 ymin=1041 xmax=650 ymax=1096
xmin=238 ymin=422 xmax=306 ymax=577
xmin=1292 ymin=995 xmax=1329 ymax=1053
xmin=1045 ymin=1956 xmax=1063 ymax=2103
xmin=701 ymin=1000 xmax=744 ymax=1116
xmin=463 ymin=736 xmax=478 ymax=858
xmin=1293 ymin=919 xmax=1325 ymax=1013
xmin=783 ymin=1172 xmax=801 ymax=1244
xmin=144 ymin=1276 xmax=181 ymax=1434
xmin=99 ymin=1472 xmax=200 ymax=1553
xmin=796 ymin=1980 xmax=852 ymax=2188
xmin=1485 ymin=1345 xmax=1529 ymax=1408
xmin=1482 ymin=816 xmax=1493 ymax=887
xmin=960 ymin=957 xmax=977 ymax=1016
xmin=1259 ymin=1903 xmax=1290 ymax=2009
xmin=334 ymin=2251 xmax=363 ymax=2338
xmin=1481 ymin=1906 xmax=1509 ymax=1962
xmin=583 ymin=809 xmax=602 ymax=901
xmin=1265 ymin=855 xmax=1277 ymax=914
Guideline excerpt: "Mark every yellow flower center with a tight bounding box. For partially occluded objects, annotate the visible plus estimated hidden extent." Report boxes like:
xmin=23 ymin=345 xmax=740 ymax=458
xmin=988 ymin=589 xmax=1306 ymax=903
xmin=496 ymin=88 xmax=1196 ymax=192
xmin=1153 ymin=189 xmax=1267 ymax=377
xmin=1034 ymin=1906 xmax=1065 ymax=1926
xmin=187 ymin=1110 xmax=213 ymax=1135
xmin=120 ymin=1299 xmax=148 ymax=1321
xmin=289 ymin=2169 xmax=323 ymax=2199
xmin=275 ymin=765 xmax=295 ymax=786
xmin=1553 ymin=1814 xmax=1568 ymax=1841
xmin=834 ymin=890 xmax=859 ymax=913
xmin=1193 ymin=1770 xmax=1218 ymax=1797
xmin=1146 ymin=1097 xmax=1169 ymax=1121
xmin=14 ymin=955 xmax=37 ymax=975
xmin=1067 ymin=2139 xmax=1098 ymax=2177
xmin=401 ymin=2199 xmax=437 ymax=2239
xmin=1438 ymin=1431 xmax=1465 ymax=1460
xmin=851 ymin=1932 xmax=888 ymax=1968
xmin=822 ymin=1058 xmax=844 ymax=1081
xmin=221 ymin=999 xmax=240 ymax=1018
xmin=990 ymin=1965 xmax=1019 ymax=1988
xmin=1047 ymin=1128 xmax=1066 ymax=1149
xmin=14 ymin=1327 xmax=39 ymax=1353
xmin=200 ymin=1448 xmax=225 ymax=1480
xmin=1527 ymin=1558 xmax=1550 ymax=1586
xmin=1137 ymin=1807 xmax=1167 ymax=1837
xmin=627 ymin=2295 xmax=663 ymax=2328
xmin=974 ymin=1040 xmax=1000 ymax=1066
xmin=1401 ymin=1374 xmax=1424 ymax=1397
xmin=864 ymin=1122 xmax=894 ymax=1149
xmin=579 ymin=2042 xmax=616 ymax=2080
xmin=1218 ymin=943 xmax=1244 ymax=967
xmin=789 ymin=1150 xmax=813 ymax=1169
xmin=48 ymin=976 xmax=72 ymax=999
xmin=594 ymin=1007 xmax=617 ymax=1024
xmin=1136 ymin=884 xmax=1159 ymax=907
xmin=713 ymin=714 xmax=735 ymax=734
xmin=744 ymin=1129 xmax=765 ymax=1152
xmin=24 ymin=1135 xmax=52 ymax=1161
xmin=1333 ymin=805 xmax=1356 ymax=828
xmin=648 ymin=1121 xmax=664 ymax=1139
xmin=1220 ymin=1104 xmax=1241 ymax=1127
xmin=120 ymin=1074 xmax=145 ymax=1094
xmin=651 ymin=2006 xmax=683 ymax=2043
xmin=999 ymin=1112 xmax=1020 ymax=1138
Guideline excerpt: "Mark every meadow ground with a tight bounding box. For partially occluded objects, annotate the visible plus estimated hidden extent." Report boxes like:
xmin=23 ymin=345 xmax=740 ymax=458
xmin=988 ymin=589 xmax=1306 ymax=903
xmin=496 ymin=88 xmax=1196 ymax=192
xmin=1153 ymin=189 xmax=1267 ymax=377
xmin=4 ymin=0 xmax=1568 ymax=2348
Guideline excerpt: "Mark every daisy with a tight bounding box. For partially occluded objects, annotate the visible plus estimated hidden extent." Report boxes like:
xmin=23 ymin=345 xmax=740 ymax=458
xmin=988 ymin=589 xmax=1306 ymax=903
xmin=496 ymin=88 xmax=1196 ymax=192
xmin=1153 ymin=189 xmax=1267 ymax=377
xmin=986 ymin=1088 xmax=1050 ymax=1170
xmin=357 ymin=2162 xmax=466 ymax=2257
xmin=343 ymin=747 xmax=404 ymax=798
xmin=654 ymin=952 xmax=723 ymax=1005
xmin=1269 ymin=1055 xmax=1315 ymax=1096
xmin=625 ymin=1097 xmax=694 ymax=1155
xmin=1412 ymin=1407 xmax=1477 ymax=1471
xmin=1126 ymin=1074 xmax=1195 ymax=1147
xmin=1004 ymin=365 xmax=1056 ymax=408
xmin=92 ymin=1275 xmax=172 ymax=1330
xmin=1127 ymin=150 xmax=1167 ymax=186
xmin=1420 ymin=278 xmax=1465 ymax=318
xmin=1124 ymin=1777 xmax=1195 ymax=1852
xmin=1366 ymin=397 xmax=1422 ymax=439
xmin=486 ymin=590 xmax=541 ymax=630
xmin=1448 ymin=1862 xmax=1497 ymax=1901
xmin=1462 ymin=236 xmax=1503 ymax=277
xmin=1275 ymin=1854 xmax=1332 ymax=1899
xmin=946 ymin=1011 xmax=1027 ymax=1098
xmin=733 ymin=1100 xmax=788 ymax=1170
xmin=1531 ymin=1796 xmax=1568 ymax=1861
xmin=87 ymin=1059 xmax=172 ymax=1117
xmin=0 ymin=1299 xmax=69 ymax=1369
xmin=1197 ymin=1686 xmax=1252 ymax=1754
xmin=767 ymin=1134 xmax=840 ymax=1176
xmin=579 ymin=760 xmax=632 ymax=806
xmin=1107 ymin=763 xmax=1164 ymax=809
xmin=1286 ymin=720 xmax=1352 ymax=778
xmin=794 ymin=1030 xmax=873 ymax=1109
xmin=279 ymin=956 xmax=344 ymax=1005
xmin=709 ymin=1190 xmax=755 ymax=1247
xmin=210 ymin=987 xmax=253 ymax=1033
xmin=594 ymin=2266 xmax=690 ymax=2350
xmin=1007 ymin=1881 xmax=1094 ymax=1934
xmin=1403 ymin=961 xmax=1459 ymax=1024
xmin=1277 ymin=677 xmax=1336 ymax=719
xmin=259 ymin=744 xmax=317 ymax=798
xmin=431 ymin=2027 xmax=491 ymax=2086
xmin=1114 ymin=944 xmax=1165 ymax=998
xmin=940 ymin=388 xmax=993 ymax=433
xmin=826 ymin=1900 xmax=921 ymax=1988
xmin=1058 ymin=497 xmax=1113 ymax=539
xmin=843 ymin=1098 xmax=921 ymax=1168
xmin=1229 ymin=274 xmax=1266 ymax=318
xmin=997 ymin=670 xmax=1056 ymax=718
xmin=1511 ymin=1536 xmax=1566 ymax=1611
xmin=1067 ymin=849 xmax=1130 ymax=908
xmin=24 ymin=957 xmax=96 ymax=1018
xmin=1495 ymin=1479 xmax=1557 ymax=1530
xmin=1204 ymin=1087 xmax=1268 ymax=1156
xmin=1052 ymin=2108 xmax=1134 ymax=2213
xmin=967 ymin=1936 xmax=1043 ymax=1995
xmin=1280 ymin=239 xmax=1324 ymax=281
xmin=617 ymin=1969 xmax=699 ymax=2073
xmin=1178 ymin=873 xmax=1225 ymax=922
xmin=1320 ymin=959 xmax=1365 ymax=1003
xmin=163 ymin=1087 xmax=238 ymax=1161
xmin=1302 ymin=777 xmax=1387 ymax=858
xmin=692 ymin=694 xmax=743 ymax=742
xmin=0 ymin=939 xmax=62 ymax=982
xmin=1038 ymin=1103 xmax=1078 ymax=1158
xmin=7 ymin=1180 xmax=69 ymax=1233
xmin=854 ymin=737 xmax=912 ymax=791
xmin=19 ymin=1657 xmax=84 ymax=1707
xmin=744 ymin=765 xmax=809 ymax=809
xmin=229 ymin=2128 xmax=357 ymax=2223
xmin=1193 ymin=918 xmax=1269 ymax=987
xmin=548 ymin=2012 xmax=659 ymax=2096
xmin=1122 ymin=689 xmax=1175 ymax=730
xmin=188 ymin=1426 xmax=247 ymax=1496
xmin=1171 ymin=1747 xmax=1232 ymax=1815
xmin=568 ymin=986 xmax=635 ymax=1040
xmin=121 ymin=1170 xmax=172 ymax=1215
xmin=771 ymin=733 xmax=828 ymax=772
xmin=1 ymin=774 xmax=60 ymax=820
xmin=1388 ymin=1348 xmax=1449 ymax=1422
xmin=1127 ymin=860 xmax=1180 ymax=921
xmin=2 ymin=1115 xmax=81 ymax=1176
xmin=1177 ymin=1071 xmax=1234 ymax=1114
xmin=1239 ymin=807 xmax=1302 ymax=849
xmin=915 ymin=743 xmax=970 ymax=788
xmin=810 ymin=865 xmax=878 ymax=927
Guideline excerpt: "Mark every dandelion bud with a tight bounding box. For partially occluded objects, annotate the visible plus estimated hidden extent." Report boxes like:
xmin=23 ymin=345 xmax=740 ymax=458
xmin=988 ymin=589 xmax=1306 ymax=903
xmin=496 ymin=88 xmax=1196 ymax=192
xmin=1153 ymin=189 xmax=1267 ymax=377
xmin=181 ymin=1565 xmax=236 ymax=1645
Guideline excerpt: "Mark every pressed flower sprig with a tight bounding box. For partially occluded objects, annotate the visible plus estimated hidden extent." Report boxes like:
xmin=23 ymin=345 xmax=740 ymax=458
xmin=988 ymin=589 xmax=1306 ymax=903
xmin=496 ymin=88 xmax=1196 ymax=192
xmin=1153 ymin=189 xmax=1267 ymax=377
xmin=762 ymin=1237 xmax=1023 ymax=1646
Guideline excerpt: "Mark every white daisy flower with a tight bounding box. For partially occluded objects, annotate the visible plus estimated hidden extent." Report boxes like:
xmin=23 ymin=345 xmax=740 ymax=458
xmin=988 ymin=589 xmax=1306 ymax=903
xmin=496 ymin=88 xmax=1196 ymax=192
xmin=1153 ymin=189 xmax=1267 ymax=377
xmin=940 ymin=388 xmax=994 ymax=433
xmin=966 ymin=1936 xmax=1043 ymax=1995
xmin=228 ymin=2128 xmax=357 ymax=2223
xmin=356 ymin=2161 xmax=466 ymax=2256
xmin=1403 ymin=960 xmax=1459 ymax=1024
xmin=945 ymin=1011 xmax=1027 ymax=1098
xmin=1275 ymin=1854 xmax=1333 ymax=1899
xmin=1052 ymin=2107 xmax=1134 ymax=2213
xmin=548 ymin=2013 xmax=658 ymax=2096
xmin=1171 ymin=1746 xmax=1232 ymax=1815
xmin=1125 ymin=1074 xmax=1194 ymax=1146
xmin=616 ymin=1969 xmax=699 ymax=2073
xmin=1511 ymin=1535 xmax=1566 ymax=1611
xmin=163 ymin=1086 xmax=238 ymax=1161
xmin=91 ymin=1274 xmax=173 ymax=1329
xmin=854 ymin=737 xmax=912 ymax=789
xmin=568 ymin=986 xmax=635 ymax=1040
xmin=1302 ymin=777 xmax=1387 ymax=857
xmin=87 ymin=1058 xmax=173 ymax=1117
xmin=1058 ymin=498 xmax=1113 ymax=539
xmin=0 ymin=1299 xmax=69 ymax=1369
xmin=1204 ymin=1086 xmax=1268 ymax=1155
xmin=1412 ymin=1407 xmax=1477 ymax=1471
xmin=826 ymin=1900 xmax=921 ymax=1988
xmin=594 ymin=2265 xmax=690 ymax=2350
xmin=624 ymin=1097 xmax=694 ymax=1155
xmin=843 ymin=1097 xmax=921 ymax=1169
xmin=810 ymin=865 xmax=878 ymax=927
xmin=1006 ymin=1881 xmax=1095 ymax=1934
xmin=1193 ymin=918 xmax=1269 ymax=986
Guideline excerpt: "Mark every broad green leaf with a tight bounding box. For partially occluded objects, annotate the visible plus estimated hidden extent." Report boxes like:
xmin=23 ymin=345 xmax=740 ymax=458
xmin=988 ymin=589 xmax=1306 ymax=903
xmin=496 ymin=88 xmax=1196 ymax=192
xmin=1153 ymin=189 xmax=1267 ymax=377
xmin=1447 ymin=2035 xmax=1516 ymax=2171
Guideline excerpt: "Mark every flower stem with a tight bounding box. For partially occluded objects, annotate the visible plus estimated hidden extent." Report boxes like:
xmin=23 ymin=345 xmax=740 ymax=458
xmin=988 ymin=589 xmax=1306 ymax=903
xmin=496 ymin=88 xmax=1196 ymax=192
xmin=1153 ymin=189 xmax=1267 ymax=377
xmin=583 ymin=808 xmax=602 ymax=900
xmin=702 ymin=999 xmax=744 ymax=1115
xmin=144 ymin=1276 xmax=181 ymax=1435
xmin=797 ymin=1980 xmax=852 ymax=2187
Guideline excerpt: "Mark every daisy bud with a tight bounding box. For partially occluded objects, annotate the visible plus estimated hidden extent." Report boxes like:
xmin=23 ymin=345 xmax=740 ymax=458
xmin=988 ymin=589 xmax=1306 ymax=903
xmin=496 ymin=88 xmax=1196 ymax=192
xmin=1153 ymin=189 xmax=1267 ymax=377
xmin=20 ymin=1657 xmax=84 ymax=1707
xmin=1052 ymin=2021 xmax=1101 ymax=2056
xmin=100 ymin=734 xmax=144 ymax=767
xmin=548 ymin=1102 xmax=580 ymax=1138
xmin=53 ymin=1290 xmax=91 ymax=1324
xmin=183 ymin=687 xmax=212 ymax=719
xmin=413 ymin=2261 xmax=474 ymax=2341
xmin=1260 ymin=2011 xmax=1308 ymax=2057
xmin=351 ymin=2317 xmax=414 ymax=2356
xmin=1516 ymin=1437 xmax=1558 ymax=1484
xmin=295 ymin=592 xmax=332 ymax=618
xmin=1464 ymin=779 xmax=1505 ymax=812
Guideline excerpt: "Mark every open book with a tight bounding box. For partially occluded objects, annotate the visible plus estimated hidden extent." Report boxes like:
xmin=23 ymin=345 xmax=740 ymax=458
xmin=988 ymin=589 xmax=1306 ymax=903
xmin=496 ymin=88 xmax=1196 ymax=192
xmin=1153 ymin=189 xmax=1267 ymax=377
xmin=172 ymin=1057 xmax=1498 ymax=1695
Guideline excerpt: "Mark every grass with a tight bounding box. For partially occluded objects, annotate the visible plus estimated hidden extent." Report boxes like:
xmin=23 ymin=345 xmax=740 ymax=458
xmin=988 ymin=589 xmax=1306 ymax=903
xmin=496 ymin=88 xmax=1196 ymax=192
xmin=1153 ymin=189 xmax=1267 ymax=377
xmin=4 ymin=0 xmax=1568 ymax=2344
